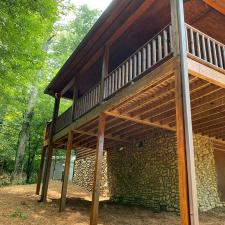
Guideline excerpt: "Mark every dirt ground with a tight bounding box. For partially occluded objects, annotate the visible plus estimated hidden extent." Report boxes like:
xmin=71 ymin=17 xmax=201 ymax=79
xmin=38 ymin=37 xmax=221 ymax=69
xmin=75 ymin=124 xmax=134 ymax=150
xmin=0 ymin=181 xmax=225 ymax=225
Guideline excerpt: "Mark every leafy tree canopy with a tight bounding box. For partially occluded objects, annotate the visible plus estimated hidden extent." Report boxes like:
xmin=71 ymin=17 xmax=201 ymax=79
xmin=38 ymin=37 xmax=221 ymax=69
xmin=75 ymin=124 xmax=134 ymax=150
xmin=0 ymin=0 xmax=101 ymax=183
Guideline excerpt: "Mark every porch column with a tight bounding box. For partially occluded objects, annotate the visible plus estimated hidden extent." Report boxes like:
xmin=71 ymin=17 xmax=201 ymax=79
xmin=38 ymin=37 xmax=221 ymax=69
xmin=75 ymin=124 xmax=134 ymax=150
xmin=90 ymin=114 xmax=106 ymax=225
xmin=36 ymin=146 xmax=46 ymax=195
xmin=99 ymin=46 xmax=109 ymax=103
xmin=40 ymin=93 xmax=61 ymax=202
xmin=59 ymin=131 xmax=73 ymax=212
xmin=170 ymin=1 xmax=199 ymax=225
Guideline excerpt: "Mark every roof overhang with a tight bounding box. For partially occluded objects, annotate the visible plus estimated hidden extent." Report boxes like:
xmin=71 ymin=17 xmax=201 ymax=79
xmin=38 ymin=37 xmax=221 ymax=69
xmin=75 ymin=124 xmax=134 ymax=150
xmin=45 ymin=0 xmax=149 ymax=96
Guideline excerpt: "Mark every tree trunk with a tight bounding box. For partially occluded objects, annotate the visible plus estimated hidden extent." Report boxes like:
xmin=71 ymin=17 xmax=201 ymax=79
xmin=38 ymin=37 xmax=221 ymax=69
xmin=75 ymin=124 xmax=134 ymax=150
xmin=11 ymin=86 xmax=37 ymax=182
xmin=26 ymin=138 xmax=40 ymax=183
xmin=10 ymin=37 xmax=53 ymax=183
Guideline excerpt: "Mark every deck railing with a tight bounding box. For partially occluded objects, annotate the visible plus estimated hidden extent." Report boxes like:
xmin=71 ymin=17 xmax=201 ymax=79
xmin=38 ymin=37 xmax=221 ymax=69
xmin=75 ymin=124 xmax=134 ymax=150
xmin=51 ymin=23 xmax=225 ymax=134
xmin=186 ymin=24 xmax=225 ymax=70
xmin=55 ymin=107 xmax=72 ymax=133
xmin=74 ymin=83 xmax=101 ymax=119
xmin=104 ymin=24 xmax=172 ymax=99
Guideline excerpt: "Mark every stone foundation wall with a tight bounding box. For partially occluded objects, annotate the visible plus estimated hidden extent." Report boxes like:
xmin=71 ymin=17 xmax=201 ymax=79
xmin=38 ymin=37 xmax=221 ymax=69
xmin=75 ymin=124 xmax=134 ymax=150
xmin=194 ymin=135 xmax=223 ymax=211
xmin=107 ymin=129 xmax=179 ymax=212
xmin=73 ymin=152 xmax=109 ymax=196
xmin=73 ymin=129 xmax=225 ymax=212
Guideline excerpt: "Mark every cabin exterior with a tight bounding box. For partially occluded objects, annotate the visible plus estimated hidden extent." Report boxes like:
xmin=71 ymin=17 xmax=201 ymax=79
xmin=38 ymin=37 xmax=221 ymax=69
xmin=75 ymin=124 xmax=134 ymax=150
xmin=36 ymin=1 xmax=225 ymax=225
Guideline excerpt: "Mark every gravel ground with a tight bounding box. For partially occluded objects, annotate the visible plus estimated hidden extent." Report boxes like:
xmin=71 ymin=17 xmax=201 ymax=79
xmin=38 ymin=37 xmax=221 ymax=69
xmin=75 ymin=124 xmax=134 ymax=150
xmin=0 ymin=181 xmax=225 ymax=225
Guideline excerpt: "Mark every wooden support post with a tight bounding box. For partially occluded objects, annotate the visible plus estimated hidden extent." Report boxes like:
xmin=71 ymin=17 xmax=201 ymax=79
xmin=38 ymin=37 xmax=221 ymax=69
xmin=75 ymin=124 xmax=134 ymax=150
xmin=99 ymin=46 xmax=109 ymax=103
xmin=59 ymin=131 xmax=73 ymax=212
xmin=90 ymin=114 xmax=106 ymax=225
xmin=40 ymin=94 xmax=60 ymax=202
xmin=36 ymin=146 xmax=46 ymax=195
xmin=171 ymin=1 xmax=199 ymax=225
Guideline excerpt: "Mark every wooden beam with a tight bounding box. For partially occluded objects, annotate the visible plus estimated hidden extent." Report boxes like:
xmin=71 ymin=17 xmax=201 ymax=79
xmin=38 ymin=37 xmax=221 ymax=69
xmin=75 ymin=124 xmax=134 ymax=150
xmin=90 ymin=114 xmax=105 ymax=225
xmin=188 ymin=57 xmax=225 ymax=88
xmin=104 ymin=111 xmax=175 ymax=132
xmin=73 ymin=129 xmax=130 ymax=144
xmin=59 ymin=131 xmax=73 ymax=212
xmin=203 ymin=0 xmax=225 ymax=16
xmin=36 ymin=146 xmax=46 ymax=195
xmin=171 ymin=1 xmax=199 ymax=225
xmin=40 ymin=94 xmax=61 ymax=202
xmin=61 ymin=77 xmax=75 ymax=97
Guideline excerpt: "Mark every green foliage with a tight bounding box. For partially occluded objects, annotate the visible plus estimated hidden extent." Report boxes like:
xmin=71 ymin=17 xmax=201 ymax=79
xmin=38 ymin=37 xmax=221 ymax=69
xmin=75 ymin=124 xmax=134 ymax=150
xmin=0 ymin=0 xmax=59 ymax=110
xmin=0 ymin=1 xmax=101 ymax=182
xmin=0 ymin=0 xmax=59 ymax=168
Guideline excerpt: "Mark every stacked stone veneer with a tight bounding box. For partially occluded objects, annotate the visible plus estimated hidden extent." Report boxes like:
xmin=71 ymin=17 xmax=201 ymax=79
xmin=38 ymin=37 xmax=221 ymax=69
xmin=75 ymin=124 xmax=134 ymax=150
xmin=73 ymin=152 xmax=109 ymax=197
xmin=73 ymin=129 xmax=225 ymax=212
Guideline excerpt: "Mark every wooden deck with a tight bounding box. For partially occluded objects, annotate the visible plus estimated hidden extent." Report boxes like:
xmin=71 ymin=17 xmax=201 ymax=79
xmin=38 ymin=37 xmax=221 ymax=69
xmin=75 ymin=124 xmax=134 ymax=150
xmin=46 ymin=23 xmax=225 ymax=158
xmin=51 ymin=55 xmax=225 ymax=157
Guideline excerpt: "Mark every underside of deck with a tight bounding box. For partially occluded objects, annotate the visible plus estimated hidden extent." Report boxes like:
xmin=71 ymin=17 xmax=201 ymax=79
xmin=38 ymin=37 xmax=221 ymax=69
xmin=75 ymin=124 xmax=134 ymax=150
xmin=52 ymin=56 xmax=225 ymax=159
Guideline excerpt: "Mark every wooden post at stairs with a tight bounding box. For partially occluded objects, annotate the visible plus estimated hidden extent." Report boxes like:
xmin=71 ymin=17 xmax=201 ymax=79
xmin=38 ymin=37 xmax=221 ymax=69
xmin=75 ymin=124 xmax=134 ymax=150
xmin=59 ymin=131 xmax=73 ymax=212
xmin=99 ymin=46 xmax=109 ymax=103
xmin=170 ymin=0 xmax=199 ymax=225
xmin=40 ymin=93 xmax=60 ymax=202
xmin=36 ymin=146 xmax=46 ymax=195
xmin=90 ymin=114 xmax=106 ymax=225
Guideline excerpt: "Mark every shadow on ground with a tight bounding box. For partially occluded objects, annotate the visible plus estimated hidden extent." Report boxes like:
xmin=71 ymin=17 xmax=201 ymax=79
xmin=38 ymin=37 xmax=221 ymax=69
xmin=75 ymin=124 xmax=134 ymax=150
xmin=0 ymin=182 xmax=224 ymax=225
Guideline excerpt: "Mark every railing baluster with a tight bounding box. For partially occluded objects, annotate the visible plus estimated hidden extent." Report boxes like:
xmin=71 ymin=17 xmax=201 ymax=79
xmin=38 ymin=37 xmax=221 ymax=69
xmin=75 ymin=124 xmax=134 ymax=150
xmin=103 ymin=79 xmax=107 ymax=98
xmin=158 ymin=35 xmax=162 ymax=60
xmin=163 ymin=30 xmax=168 ymax=57
xmin=202 ymin=35 xmax=207 ymax=60
xmin=147 ymin=43 xmax=152 ymax=68
xmin=169 ymin=24 xmax=173 ymax=52
xmin=152 ymin=39 xmax=157 ymax=64
xmin=142 ymin=47 xmax=147 ymax=71
xmin=134 ymin=54 xmax=137 ymax=78
xmin=138 ymin=51 xmax=142 ymax=75
xmin=129 ymin=58 xmax=133 ymax=81
xmin=87 ymin=92 xmax=90 ymax=109
xmin=217 ymin=45 xmax=223 ymax=68
xmin=115 ymin=70 xmax=118 ymax=92
xmin=122 ymin=64 xmax=125 ymax=87
xmin=109 ymin=75 xmax=112 ymax=96
xmin=212 ymin=42 xmax=218 ymax=66
xmin=97 ymin=84 xmax=100 ymax=103
xmin=118 ymin=67 xmax=122 ymax=89
xmin=94 ymin=87 xmax=96 ymax=106
xmin=207 ymin=38 xmax=213 ymax=64
xmin=111 ymin=72 xmax=115 ymax=94
xmin=107 ymin=77 xmax=110 ymax=97
xmin=85 ymin=93 xmax=88 ymax=111
xmin=190 ymin=28 xmax=195 ymax=55
xmin=196 ymin=32 xmax=201 ymax=58
xmin=185 ymin=27 xmax=189 ymax=52
xmin=126 ymin=61 xmax=129 ymax=83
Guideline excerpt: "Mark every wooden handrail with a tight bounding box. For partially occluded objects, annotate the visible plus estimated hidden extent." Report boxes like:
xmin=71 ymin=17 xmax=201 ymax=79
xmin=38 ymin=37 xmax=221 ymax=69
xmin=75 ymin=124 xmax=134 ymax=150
xmin=185 ymin=23 xmax=225 ymax=70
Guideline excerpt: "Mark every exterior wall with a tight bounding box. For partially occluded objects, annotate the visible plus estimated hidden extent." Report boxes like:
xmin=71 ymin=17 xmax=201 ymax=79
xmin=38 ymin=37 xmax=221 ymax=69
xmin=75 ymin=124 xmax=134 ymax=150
xmin=107 ymin=130 xmax=179 ymax=212
xmin=73 ymin=129 xmax=225 ymax=212
xmin=214 ymin=148 xmax=225 ymax=201
xmin=73 ymin=152 xmax=109 ymax=196
xmin=194 ymin=135 xmax=223 ymax=211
